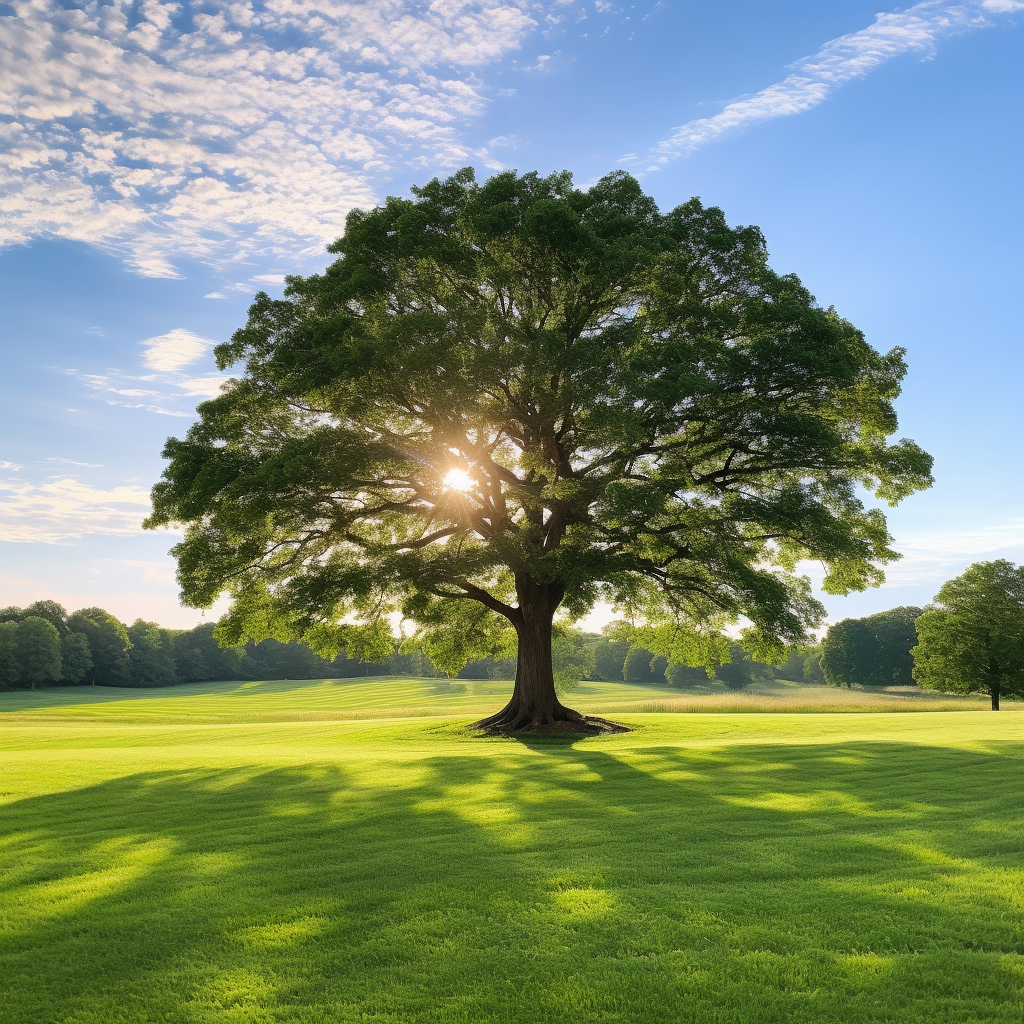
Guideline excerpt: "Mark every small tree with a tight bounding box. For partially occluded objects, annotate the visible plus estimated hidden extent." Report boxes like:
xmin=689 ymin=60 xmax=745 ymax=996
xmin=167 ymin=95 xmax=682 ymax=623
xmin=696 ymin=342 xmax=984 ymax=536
xmin=912 ymin=560 xmax=1024 ymax=711
xmin=146 ymin=167 xmax=932 ymax=733
xmin=60 ymin=632 xmax=93 ymax=684
xmin=68 ymin=608 xmax=131 ymax=686
xmin=15 ymin=616 xmax=63 ymax=689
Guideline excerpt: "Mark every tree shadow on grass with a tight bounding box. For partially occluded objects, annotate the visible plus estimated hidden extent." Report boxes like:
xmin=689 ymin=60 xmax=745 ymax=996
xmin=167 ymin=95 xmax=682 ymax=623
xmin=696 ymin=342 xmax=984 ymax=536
xmin=2 ymin=739 xmax=1023 ymax=1023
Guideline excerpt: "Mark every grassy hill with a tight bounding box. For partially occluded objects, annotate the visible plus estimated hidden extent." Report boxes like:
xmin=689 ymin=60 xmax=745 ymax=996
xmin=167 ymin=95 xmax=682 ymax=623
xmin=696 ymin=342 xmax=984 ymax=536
xmin=2 ymin=679 xmax=1022 ymax=1023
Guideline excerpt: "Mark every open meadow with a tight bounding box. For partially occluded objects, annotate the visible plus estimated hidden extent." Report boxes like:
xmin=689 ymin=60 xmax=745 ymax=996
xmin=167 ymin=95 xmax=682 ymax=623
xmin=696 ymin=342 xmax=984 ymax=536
xmin=2 ymin=677 xmax=1023 ymax=1023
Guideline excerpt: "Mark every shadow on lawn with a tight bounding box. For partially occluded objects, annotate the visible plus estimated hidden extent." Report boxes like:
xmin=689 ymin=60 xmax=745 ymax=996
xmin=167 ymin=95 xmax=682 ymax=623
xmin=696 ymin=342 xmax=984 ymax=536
xmin=3 ymin=740 xmax=1024 ymax=1023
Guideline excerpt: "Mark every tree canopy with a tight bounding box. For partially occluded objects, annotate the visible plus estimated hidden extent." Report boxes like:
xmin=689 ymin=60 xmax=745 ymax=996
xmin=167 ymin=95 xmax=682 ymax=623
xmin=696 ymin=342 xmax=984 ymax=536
xmin=147 ymin=167 xmax=932 ymax=733
xmin=913 ymin=560 xmax=1024 ymax=710
xmin=821 ymin=606 xmax=921 ymax=688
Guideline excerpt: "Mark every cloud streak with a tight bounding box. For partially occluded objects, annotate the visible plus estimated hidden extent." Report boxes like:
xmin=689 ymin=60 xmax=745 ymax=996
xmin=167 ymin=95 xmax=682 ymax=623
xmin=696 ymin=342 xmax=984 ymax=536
xmin=882 ymin=519 xmax=1024 ymax=587
xmin=0 ymin=475 xmax=154 ymax=543
xmin=645 ymin=0 xmax=1023 ymax=168
xmin=0 ymin=0 xmax=537 ymax=276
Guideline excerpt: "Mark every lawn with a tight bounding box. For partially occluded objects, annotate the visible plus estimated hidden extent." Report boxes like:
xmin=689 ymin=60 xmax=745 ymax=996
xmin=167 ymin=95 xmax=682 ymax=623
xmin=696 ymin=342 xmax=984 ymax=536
xmin=2 ymin=679 xmax=1022 ymax=1023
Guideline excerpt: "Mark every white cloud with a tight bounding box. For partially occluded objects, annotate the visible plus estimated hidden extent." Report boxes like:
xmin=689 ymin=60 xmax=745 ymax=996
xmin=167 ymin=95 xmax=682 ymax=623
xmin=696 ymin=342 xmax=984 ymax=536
xmin=882 ymin=519 xmax=1024 ymax=586
xmin=68 ymin=325 xmax=232 ymax=416
xmin=141 ymin=328 xmax=212 ymax=372
xmin=0 ymin=461 xmax=23 ymax=471
xmin=0 ymin=0 xmax=538 ymax=276
xmin=0 ymin=475 xmax=154 ymax=543
xmin=252 ymin=274 xmax=287 ymax=285
xmin=645 ymin=0 xmax=1022 ymax=167
xmin=44 ymin=457 xmax=104 ymax=467
xmin=204 ymin=292 xmax=226 ymax=299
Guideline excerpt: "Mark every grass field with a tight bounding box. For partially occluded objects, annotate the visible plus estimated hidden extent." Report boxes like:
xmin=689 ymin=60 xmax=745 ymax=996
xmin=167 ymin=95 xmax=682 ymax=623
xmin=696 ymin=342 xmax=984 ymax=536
xmin=2 ymin=678 xmax=1022 ymax=1023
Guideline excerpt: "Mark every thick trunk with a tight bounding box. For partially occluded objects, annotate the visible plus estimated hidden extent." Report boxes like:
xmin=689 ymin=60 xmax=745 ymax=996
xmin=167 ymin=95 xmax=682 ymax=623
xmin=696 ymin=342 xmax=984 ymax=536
xmin=991 ymin=683 xmax=1000 ymax=711
xmin=470 ymin=577 xmax=627 ymax=736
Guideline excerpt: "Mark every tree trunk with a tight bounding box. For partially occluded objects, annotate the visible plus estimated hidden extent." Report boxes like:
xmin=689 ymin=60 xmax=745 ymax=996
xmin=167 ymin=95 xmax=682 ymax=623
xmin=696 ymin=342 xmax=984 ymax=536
xmin=470 ymin=577 xmax=627 ymax=736
xmin=991 ymin=683 xmax=1000 ymax=711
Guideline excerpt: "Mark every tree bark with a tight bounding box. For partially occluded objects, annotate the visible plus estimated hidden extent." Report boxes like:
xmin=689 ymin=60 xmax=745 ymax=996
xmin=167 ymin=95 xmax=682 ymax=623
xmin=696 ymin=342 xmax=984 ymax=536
xmin=991 ymin=682 xmax=1000 ymax=711
xmin=470 ymin=576 xmax=627 ymax=735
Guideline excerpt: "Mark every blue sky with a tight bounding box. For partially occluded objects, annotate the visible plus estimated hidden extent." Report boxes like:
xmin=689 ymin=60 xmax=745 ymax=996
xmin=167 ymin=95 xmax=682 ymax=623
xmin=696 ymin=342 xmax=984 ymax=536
xmin=1 ymin=0 xmax=1022 ymax=630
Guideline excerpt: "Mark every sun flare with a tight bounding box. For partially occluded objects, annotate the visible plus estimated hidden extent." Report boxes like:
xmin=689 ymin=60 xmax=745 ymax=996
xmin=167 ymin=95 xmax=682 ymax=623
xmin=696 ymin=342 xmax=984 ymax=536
xmin=443 ymin=468 xmax=474 ymax=492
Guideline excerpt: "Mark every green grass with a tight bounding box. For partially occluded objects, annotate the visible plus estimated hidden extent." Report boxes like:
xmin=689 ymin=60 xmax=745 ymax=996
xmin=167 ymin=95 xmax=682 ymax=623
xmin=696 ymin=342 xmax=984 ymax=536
xmin=2 ymin=679 xmax=1022 ymax=1023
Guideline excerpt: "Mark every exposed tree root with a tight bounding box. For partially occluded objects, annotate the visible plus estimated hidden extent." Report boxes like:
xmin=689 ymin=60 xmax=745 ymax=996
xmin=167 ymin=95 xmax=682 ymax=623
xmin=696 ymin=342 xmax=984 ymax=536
xmin=470 ymin=702 xmax=630 ymax=736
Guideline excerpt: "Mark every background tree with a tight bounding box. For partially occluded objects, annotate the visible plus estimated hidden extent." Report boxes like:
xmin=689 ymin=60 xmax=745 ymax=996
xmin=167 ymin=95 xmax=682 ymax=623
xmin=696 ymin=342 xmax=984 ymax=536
xmin=21 ymin=600 xmax=69 ymax=637
xmin=15 ymin=616 xmax=63 ymax=689
xmin=866 ymin=606 xmax=921 ymax=686
xmin=147 ymin=167 xmax=932 ymax=733
xmin=60 ymin=632 xmax=93 ymax=684
xmin=0 ymin=606 xmax=23 ymax=625
xmin=821 ymin=606 xmax=921 ymax=687
xmin=171 ymin=623 xmax=246 ymax=684
xmin=68 ymin=608 xmax=131 ymax=686
xmin=803 ymin=646 xmax=825 ymax=684
xmin=666 ymin=661 xmax=708 ymax=688
xmin=623 ymin=647 xmax=665 ymax=685
xmin=0 ymin=620 xmax=19 ymax=687
xmin=821 ymin=618 xmax=877 ymax=688
xmin=593 ymin=624 xmax=631 ymax=682
xmin=912 ymin=560 xmax=1024 ymax=711
xmin=127 ymin=620 xmax=178 ymax=687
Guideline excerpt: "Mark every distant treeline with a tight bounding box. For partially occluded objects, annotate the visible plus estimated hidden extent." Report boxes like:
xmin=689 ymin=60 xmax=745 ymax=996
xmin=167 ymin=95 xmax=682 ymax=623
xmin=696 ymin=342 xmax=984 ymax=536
xmin=0 ymin=599 xmax=921 ymax=691
xmin=0 ymin=601 xmax=438 ymax=690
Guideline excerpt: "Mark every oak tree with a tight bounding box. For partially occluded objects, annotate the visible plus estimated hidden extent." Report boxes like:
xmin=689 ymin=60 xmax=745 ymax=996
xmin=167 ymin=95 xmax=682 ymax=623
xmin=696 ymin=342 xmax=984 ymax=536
xmin=913 ymin=560 xmax=1024 ymax=710
xmin=147 ymin=168 xmax=932 ymax=733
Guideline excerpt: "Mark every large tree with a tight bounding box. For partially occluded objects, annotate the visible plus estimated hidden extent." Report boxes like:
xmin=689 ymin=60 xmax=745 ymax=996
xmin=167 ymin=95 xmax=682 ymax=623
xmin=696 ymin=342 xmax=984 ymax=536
xmin=147 ymin=168 xmax=932 ymax=733
xmin=913 ymin=560 xmax=1024 ymax=711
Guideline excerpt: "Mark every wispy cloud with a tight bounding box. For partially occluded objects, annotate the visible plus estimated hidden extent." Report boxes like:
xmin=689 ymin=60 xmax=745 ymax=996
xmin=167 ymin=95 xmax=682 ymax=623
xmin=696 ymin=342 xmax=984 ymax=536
xmin=0 ymin=475 xmax=154 ymax=543
xmin=44 ymin=457 xmax=104 ymax=467
xmin=882 ymin=518 xmax=1024 ymax=587
xmin=65 ymin=325 xmax=231 ymax=417
xmin=644 ymin=0 xmax=1023 ymax=169
xmin=0 ymin=0 xmax=538 ymax=277
xmin=0 ymin=461 xmax=23 ymax=471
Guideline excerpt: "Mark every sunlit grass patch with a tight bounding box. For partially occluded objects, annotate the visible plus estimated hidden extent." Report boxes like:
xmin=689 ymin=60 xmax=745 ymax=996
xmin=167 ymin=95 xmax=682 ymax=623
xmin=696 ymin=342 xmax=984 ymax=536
xmin=1 ymin=684 xmax=1022 ymax=1022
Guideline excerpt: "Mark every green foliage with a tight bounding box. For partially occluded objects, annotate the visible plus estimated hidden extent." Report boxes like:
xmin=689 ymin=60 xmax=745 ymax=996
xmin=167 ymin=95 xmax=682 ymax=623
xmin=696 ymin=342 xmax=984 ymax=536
xmin=67 ymin=608 xmax=131 ymax=686
xmin=913 ymin=560 xmax=1024 ymax=709
xmin=0 ymin=620 xmax=20 ymax=686
xmin=15 ymin=616 xmax=63 ymax=688
xmin=171 ymin=623 xmax=246 ymax=683
xmin=59 ymin=632 xmax=92 ymax=684
xmin=127 ymin=620 xmax=178 ymax=688
xmin=623 ymin=647 xmax=666 ymax=685
xmin=822 ymin=606 xmax=922 ymax=687
xmin=666 ymin=662 xmax=710 ymax=687
xmin=22 ymin=600 xmax=69 ymax=637
xmin=821 ymin=619 xmax=875 ymax=688
xmin=550 ymin=627 xmax=597 ymax=695
xmin=803 ymin=646 xmax=825 ymax=684
xmin=593 ymin=631 xmax=630 ymax=682
xmin=146 ymin=167 xmax=932 ymax=683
